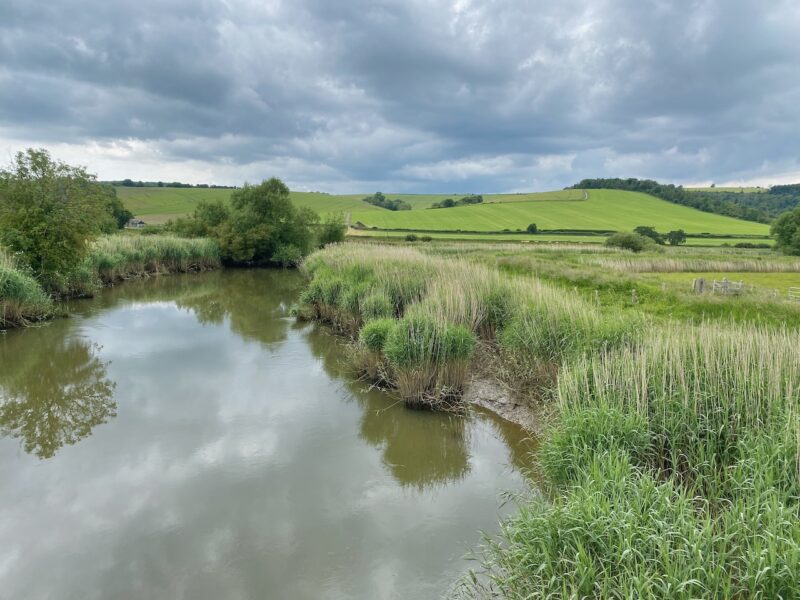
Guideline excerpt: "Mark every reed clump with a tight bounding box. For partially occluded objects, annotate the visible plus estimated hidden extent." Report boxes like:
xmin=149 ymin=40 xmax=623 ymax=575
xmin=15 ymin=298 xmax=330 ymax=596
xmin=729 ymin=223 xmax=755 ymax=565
xmin=1 ymin=235 xmax=220 ymax=329
xmin=298 ymin=243 xmax=642 ymax=408
xmin=458 ymin=322 xmax=799 ymax=599
xmin=88 ymin=235 xmax=220 ymax=284
xmin=0 ymin=248 xmax=53 ymax=328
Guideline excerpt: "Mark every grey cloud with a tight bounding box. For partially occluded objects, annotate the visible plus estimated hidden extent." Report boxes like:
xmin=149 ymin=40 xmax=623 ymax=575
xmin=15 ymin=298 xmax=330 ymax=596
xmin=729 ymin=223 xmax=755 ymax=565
xmin=0 ymin=0 xmax=799 ymax=190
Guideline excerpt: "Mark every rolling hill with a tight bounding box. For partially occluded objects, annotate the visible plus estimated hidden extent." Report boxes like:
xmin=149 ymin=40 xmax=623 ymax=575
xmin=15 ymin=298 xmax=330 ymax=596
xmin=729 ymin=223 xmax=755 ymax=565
xmin=118 ymin=186 xmax=772 ymax=238
xmin=349 ymin=190 xmax=771 ymax=236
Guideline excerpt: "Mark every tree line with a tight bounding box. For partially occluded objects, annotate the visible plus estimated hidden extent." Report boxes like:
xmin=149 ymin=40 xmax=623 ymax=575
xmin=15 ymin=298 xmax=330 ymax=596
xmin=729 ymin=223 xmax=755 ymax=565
xmin=112 ymin=179 xmax=237 ymax=189
xmin=361 ymin=192 xmax=411 ymax=211
xmin=429 ymin=194 xmax=483 ymax=209
xmin=569 ymin=178 xmax=800 ymax=223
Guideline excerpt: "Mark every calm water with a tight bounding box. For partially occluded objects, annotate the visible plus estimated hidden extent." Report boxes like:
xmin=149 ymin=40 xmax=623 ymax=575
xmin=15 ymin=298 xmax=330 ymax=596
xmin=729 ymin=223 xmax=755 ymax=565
xmin=0 ymin=270 xmax=534 ymax=600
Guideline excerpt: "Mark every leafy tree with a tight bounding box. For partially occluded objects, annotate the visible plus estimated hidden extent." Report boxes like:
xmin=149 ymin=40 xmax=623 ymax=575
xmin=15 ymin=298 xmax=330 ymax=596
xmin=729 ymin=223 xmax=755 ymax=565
xmin=633 ymin=226 xmax=664 ymax=244
xmin=100 ymin=184 xmax=134 ymax=230
xmin=168 ymin=200 xmax=230 ymax=237
xmin=771 ymin=207 xmax=800 ymax=255
xmin=0 ymin=149 xmax=113 ymax=289
xmin=526 ymin=223 xmax=538 ymax=234
xmin=317 ymin=213 xmax=347 ymax=246
xmin=666 ymin=229 xmax=687 ymax=246
xmin=605 ymin=232 xmax=651 ymax=252
xmin=172 ymin=178 xmax=319 ymax=266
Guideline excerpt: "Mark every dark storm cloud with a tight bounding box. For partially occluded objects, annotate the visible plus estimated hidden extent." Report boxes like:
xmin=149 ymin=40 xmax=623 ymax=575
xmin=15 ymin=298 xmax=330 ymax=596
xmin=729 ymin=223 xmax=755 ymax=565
xmin=1 ymin=0 xmax=799 ymax=190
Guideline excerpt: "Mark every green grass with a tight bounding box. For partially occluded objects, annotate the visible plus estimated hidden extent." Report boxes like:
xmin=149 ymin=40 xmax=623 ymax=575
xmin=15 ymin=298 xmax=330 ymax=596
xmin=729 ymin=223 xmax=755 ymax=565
xmin=350 ymin=190 xmax=771 ymax=236
xmin=349 ymin=228 xmax=773 ymax=247
xmin=120 ymin=187 xmax=772 ymax=239
xmin=649 ymin=271 xmax=800 ymax=294
xmin=297 ymin=241 xmax=799 ymax=597
xmin=117 ymin=187 xmax=234 ymax=223
xmin=118 ymin=187 xmax=584 ymax=223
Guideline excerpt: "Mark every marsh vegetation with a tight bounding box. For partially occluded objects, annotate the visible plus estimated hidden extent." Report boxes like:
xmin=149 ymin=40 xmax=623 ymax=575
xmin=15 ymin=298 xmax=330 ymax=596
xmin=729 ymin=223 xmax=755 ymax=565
xmin=296 ymin=240 xmax=799 ymax=598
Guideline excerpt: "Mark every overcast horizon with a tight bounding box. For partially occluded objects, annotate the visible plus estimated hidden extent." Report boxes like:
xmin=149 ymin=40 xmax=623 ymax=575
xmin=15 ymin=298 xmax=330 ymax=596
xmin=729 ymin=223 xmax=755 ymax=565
xmin=2 ymin=0 xmax=799 ymax=193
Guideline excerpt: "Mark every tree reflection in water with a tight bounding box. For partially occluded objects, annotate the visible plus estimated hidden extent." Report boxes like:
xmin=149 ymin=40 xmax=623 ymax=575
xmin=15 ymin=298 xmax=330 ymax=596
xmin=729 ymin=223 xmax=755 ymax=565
xmin=177 ymin=269 xmax=304 ymax=347
xmin=0 ymin=334 xmax=116 ymax=459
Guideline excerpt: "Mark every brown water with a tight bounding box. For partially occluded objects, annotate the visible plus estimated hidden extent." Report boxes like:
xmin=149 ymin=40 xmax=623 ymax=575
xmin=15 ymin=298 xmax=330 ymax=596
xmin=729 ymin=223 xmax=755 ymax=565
xmin=0 ymin=269 xmax=534 ymax=600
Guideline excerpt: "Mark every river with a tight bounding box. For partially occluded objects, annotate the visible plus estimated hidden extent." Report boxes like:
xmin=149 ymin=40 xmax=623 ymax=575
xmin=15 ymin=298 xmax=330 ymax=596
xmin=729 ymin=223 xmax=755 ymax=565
xmin=0 ymin=269 xmax=534 ymax=600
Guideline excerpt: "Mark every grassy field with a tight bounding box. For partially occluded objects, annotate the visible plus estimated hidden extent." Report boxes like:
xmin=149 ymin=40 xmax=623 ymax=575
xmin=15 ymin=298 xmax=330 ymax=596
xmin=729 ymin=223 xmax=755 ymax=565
xmin=349 ymin=228 xmax=773 ymax=247
xmin=120 ymin=187 xmax=772 ymax=238
xmin=118 ymin=187 xmax=587 ymax=223
xmin=648 ymin=271 xmax=800 ymax=294
xmin=349 ymin=190 xmax=771 ymax=235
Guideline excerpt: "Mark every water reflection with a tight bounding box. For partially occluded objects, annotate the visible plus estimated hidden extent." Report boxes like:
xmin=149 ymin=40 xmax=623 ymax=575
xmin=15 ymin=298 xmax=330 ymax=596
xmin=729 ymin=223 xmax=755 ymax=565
xmin=176 ymin=269 xmax=304 ymax=346
xmin=0 ymin=333 xmax=115 ymax=459
xmin=0 ymin=269 xmax=535 ymax=600
xmin=303 ymin=324 xmax=472 ymax=489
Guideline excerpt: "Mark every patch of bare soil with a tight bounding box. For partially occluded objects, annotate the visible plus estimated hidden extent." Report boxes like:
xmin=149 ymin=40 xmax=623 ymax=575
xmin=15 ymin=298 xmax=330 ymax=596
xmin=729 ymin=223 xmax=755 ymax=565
xmin=463 ymin=376 xmax=543 ymax=436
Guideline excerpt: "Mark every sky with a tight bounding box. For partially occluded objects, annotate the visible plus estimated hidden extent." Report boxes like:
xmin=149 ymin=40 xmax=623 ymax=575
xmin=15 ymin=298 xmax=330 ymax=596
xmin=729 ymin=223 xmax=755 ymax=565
xmin=1 ymin=0 xmax=799 ymax=193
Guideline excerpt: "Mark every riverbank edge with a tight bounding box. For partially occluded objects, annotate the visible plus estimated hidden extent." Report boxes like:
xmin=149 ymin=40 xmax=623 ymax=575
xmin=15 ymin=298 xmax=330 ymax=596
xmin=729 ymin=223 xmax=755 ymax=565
xmin=1 ymin=236 xmax=221 ymax=331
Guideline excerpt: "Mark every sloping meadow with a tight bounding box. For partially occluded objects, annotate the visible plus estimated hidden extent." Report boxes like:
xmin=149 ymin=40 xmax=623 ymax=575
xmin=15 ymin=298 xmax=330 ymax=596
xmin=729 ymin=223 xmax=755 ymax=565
xmin=298 ymin=243 xmax=799 ymax=598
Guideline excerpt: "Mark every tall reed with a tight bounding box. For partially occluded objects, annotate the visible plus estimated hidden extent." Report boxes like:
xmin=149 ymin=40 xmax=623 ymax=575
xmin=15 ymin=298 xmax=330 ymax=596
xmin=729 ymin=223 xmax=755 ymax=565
xmin=298 ymin=243 xmax=642 ymax=408
xmin=88 ymin=235 xmax=221 ymax=284
xmin=0 ymin=248 xmax=53 ymax=328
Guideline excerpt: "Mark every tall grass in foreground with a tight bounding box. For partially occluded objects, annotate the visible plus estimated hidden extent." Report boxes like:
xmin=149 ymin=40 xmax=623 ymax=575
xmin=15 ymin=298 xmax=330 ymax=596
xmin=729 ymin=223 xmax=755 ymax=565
xmin=298 ymin=243 xmax=641 ymax=408
xmin=456 ymin=323 xmax=799 ymax=599
xmin=0 ymin=248 xmax=53 ymax=328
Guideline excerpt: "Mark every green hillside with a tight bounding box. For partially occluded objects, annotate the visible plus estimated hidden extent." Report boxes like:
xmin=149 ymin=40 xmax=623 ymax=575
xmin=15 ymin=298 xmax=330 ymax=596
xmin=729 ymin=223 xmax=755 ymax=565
xmin=350 ymin=189 xmax=771 ymax=235
xmin=119 ymin=187 xmax=585 ymax=223
xmin=118 ymin=187 xmax=379 ymax=223
xmin=119 ymin=186 xmax=771 ymax=237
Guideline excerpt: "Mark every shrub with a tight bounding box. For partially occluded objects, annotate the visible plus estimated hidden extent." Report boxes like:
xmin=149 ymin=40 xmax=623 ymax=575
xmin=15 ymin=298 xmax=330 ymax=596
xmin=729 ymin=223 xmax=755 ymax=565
xmin=633 ymin=225 xmax=665 ymax=244
xmin=0 ymin=148 xmax=117 ymax=291
xmin=420 ymin=235 xmax=433 ymax=242
xmin=405 ymin=233 xmax=419 ymax=242
xmin=526 ymin=223 xmax=538 ymax=234
xmin=318 ymin=214 xmax=347 ymax=247
xmin=771 ymin=206 xmax=800 ymax=255
xmin=605 ymin=232 xmax=651 ymax=252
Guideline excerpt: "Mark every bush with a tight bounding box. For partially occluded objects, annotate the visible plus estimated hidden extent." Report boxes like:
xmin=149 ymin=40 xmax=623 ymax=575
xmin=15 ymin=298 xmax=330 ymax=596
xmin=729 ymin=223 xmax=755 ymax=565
xmin=526 ymin=223 xmax=538 ymax=234
xmin=605 ymin=232 xmax=651 ymax=252
xmin=405 ymin=233 xmax=419 ymax=242
xmin=0 ymin=148 xmax=118 ymax=290
xmin=420 ymin=235 xmax=433 ymax=242
xmin=317 ymin=214 xmax=347 ymax=247
xmin=633 ymin=225 xmax=665 ymax=244
xmin=771 ymin=207 xmax=800 ymax=255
